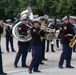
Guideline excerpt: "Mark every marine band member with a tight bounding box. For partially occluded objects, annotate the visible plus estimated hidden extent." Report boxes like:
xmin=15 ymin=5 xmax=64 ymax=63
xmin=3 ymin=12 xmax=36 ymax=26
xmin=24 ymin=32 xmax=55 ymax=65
xmin=58 ymin=16 xmax=75 ymax=69
xmin=28 ymin=20 xmax=46 ymax=73
xmin=14 ymin=15 xmax=30 ymax=68
xmin=5 ymin=19 xmax=16 ymax=52
xmin=0 ymin=20 xmax=7 ymax=75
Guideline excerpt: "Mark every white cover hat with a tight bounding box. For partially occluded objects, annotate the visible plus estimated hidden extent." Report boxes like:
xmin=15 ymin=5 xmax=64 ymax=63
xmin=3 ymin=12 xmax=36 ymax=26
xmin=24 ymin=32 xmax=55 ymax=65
xmin=56 ymin=19 xmax=61 ymax=22
xmin=6 ymin=19 xmax=11 ymax=22
xmin=20 ymin=14 xmax=28 ymax=20
xmin=62 ymin=16 xmax=68 ymax=21
xmin=69 ymin=16 xmax=76 ymax=20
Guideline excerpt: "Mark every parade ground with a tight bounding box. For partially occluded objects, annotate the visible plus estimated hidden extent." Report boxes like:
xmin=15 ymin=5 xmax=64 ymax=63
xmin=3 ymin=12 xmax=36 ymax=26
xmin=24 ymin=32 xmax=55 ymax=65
xmin=1 ymin=38 xmax=76 ymax=75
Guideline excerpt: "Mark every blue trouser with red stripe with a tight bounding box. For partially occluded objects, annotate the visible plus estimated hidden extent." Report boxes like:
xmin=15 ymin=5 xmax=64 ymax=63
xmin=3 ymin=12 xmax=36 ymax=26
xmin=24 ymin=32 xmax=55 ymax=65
xmin=14 ymin=45 xmax=28 ymax=66
xmin=42 ymin=39 xmax=45 ymax=60
xmin=6 ymin=36 xmax=14 ymax=51
xmin=29 ymin=46 xmax=42 ymax=71
xmin=59 ymin=44 xmax=72 ymax=66
xmin=0 ymin=48 xmax=3 ymax=74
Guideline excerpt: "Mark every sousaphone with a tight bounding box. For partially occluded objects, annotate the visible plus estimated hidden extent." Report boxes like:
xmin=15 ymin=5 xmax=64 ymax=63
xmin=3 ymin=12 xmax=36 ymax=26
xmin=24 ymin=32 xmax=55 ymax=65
xmin=12 ymin=7 xmax=33 ymax=42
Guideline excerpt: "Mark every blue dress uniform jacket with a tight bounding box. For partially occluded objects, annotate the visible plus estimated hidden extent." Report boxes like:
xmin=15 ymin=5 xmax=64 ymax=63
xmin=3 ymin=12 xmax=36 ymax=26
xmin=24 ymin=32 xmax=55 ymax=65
xmin=61 ymin=22 xmax=75 ymax=45
xmin=18 ymin=24 xmax=30 ymax=46
xmin=30 ymin=27 xmax=44 ymax=46
xmin=6 ymin=26 xmax=12 ymax=37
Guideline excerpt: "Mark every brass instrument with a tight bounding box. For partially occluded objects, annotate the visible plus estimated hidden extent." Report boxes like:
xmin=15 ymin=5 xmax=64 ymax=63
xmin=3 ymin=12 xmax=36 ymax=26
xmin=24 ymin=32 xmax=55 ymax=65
xmin=69 ymin=34 xmax=76 ymax=48
xmin=3 ymin=23 xmax=12 ymax=28
xmin=40 ymin=21 xmax=46 ymax=31
xmin=0 ymin=20 xmax=12 ymax=30
xmin=39 ymin=20 xmax=46 ymax=41
xmin=44 ymin=28 xmax=60 ymax=40
xmin=40 ymin=19 xmax=60 ymax=40
xmin=12 ymin=7 xmax=33 ymax=42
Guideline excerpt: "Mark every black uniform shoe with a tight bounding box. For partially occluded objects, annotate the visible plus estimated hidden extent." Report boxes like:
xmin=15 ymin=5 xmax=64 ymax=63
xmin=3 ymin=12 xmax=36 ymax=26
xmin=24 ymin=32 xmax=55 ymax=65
xmin=28 ymin=69 xmax=32 ymax=74
xmin=0 ymin=72 xmax=7 ymax=75
xmin=40 ymin=62 xmax=44 ymax=65
xmin=66 ymin=65 xmax=74 ymax=68
xmin=12 ymin=50 xmax=16 ymax=52
xmin=7 ymin=50 xmax=9 ymax=52
xmin=14 ymin=64 xmax=18 ymax=68
xmin=52 ymin=50 xmax=55 ymax=52
xmin=22 ymin=65 xmax=29 ymax=68
xmin=58 ymin=65 xmax=63 ymax=69
xmin=46 ymin=51 xmax=48 ymax=52
xmin=73 ymin=51 xmax=76 ymax=52
xmin=33 ymin=70 xmax=41 ymax=72
xmin=43 ymin=58 xmax=48 ymax=61
xmin=1 ymin=51 xmax=4 ymax=53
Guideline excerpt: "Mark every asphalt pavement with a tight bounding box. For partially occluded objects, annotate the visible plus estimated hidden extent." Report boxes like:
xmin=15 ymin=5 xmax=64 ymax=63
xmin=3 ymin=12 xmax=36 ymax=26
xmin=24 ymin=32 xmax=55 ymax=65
xmin=1 ymin=38 xmax=76 ymax=75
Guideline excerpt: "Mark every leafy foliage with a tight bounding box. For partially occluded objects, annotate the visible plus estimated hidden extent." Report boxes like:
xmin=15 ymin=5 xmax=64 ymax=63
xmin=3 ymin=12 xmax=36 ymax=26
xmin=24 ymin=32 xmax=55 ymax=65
xmin=0 ymin=0 xmax=76 ymax=21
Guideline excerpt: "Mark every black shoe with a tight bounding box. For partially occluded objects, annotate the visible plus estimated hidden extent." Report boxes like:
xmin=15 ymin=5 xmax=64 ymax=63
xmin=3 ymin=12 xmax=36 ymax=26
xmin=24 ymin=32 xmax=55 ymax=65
xmin=46 ymin=51 xmax=48 ymax=52
xmin=58 ymin=65 xmax=63 ymax=69
xmin=1 ymin=52 xmax=4 ymax=53
xmin=66 ymin=65 xmax=74 ymax=68
xmin=14 ymin=64 xmax=18 ymax=68
xmin=52 ymin=50 xmax=55 ymax=52
xmin=73 ymin=51 xmax=76 ymax=52
xmin=28 ymin=69 xmax=32 ymax=74
xmin=33 ymin=70 xmax=41 ymax=72
xmin=43 ymin=58 xmax=48 ymax=61
xmin=40 ymin=62 xmax=44 ymax=65
xmin=7 ymin=50 xmax=9 ymax=52
xmin=12 ymin=50 xmax=16 ymax=52
xmin=22 ymin=65 xmax=29 ymax=68
xmin=0 ymin=72 xmax=7 ymax=75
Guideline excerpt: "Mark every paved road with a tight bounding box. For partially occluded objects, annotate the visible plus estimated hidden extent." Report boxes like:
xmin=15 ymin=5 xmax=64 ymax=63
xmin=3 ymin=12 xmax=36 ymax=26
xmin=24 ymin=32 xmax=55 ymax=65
xmin=1 ymin=38 xmax=76 ymax=75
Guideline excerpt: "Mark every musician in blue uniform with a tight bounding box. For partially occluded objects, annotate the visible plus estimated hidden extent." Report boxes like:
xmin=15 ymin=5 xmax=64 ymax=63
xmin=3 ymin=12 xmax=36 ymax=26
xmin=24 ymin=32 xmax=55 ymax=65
xmin=5 ymin=19 xmax=16 ymax=52
xmin=55 ymin=19 xmax=61 ymax=49
xmin=58 ymin=16 xmax=75 ymax=68
xmin=14 ymin=15 xmax=30 ymax=68
xmin=0 ymin=20 xmax=7 ymax=75
xmin=39 ymin=18 xmax=47 ymax=61
xmin=46 ymin=24 xmax=55 ymax=52
xmin=70 ymin=16 xmax=76 ymax=52
xmin=28 ymin=21 xmax=45 ymax=73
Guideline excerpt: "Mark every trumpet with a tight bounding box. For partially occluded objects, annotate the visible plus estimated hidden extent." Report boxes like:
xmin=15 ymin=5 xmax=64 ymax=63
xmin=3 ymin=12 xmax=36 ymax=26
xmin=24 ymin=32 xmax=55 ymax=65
xmin=3 ymin=23 xmax=12 ymax=27
xmin=69 ymin=34 xmax=76 ymax=48
xmin=3 ymin=23 xmax=13 ymax=29
xmin=0 ymin=20 xmax=12 ymax=29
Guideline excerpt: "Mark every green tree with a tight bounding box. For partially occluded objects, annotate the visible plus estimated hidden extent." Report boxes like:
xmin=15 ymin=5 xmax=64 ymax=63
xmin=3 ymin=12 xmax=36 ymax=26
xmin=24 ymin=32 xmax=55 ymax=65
xmin=0 ymin=0 xmax=76 ymax=20
xmin=56 ymin=0 xmax=76 ymax=18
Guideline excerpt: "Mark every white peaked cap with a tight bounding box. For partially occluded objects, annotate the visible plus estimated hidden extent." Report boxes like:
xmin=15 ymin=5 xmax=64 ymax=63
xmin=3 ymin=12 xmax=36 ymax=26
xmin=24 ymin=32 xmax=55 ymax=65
xmin=6 ymin=19 xmax=11 ymax=22
xmin=20 ymin=14 xmax=27 ymax=20
xmin=56 ymin=19 xmax=61 ymax=22
xmin=33 ymin=16 xmax=43 ymax=21
xmin=62 ymin=16 xmax=68 ymax=21
xmin=69 ymin=16 xmax=76 ymax=20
